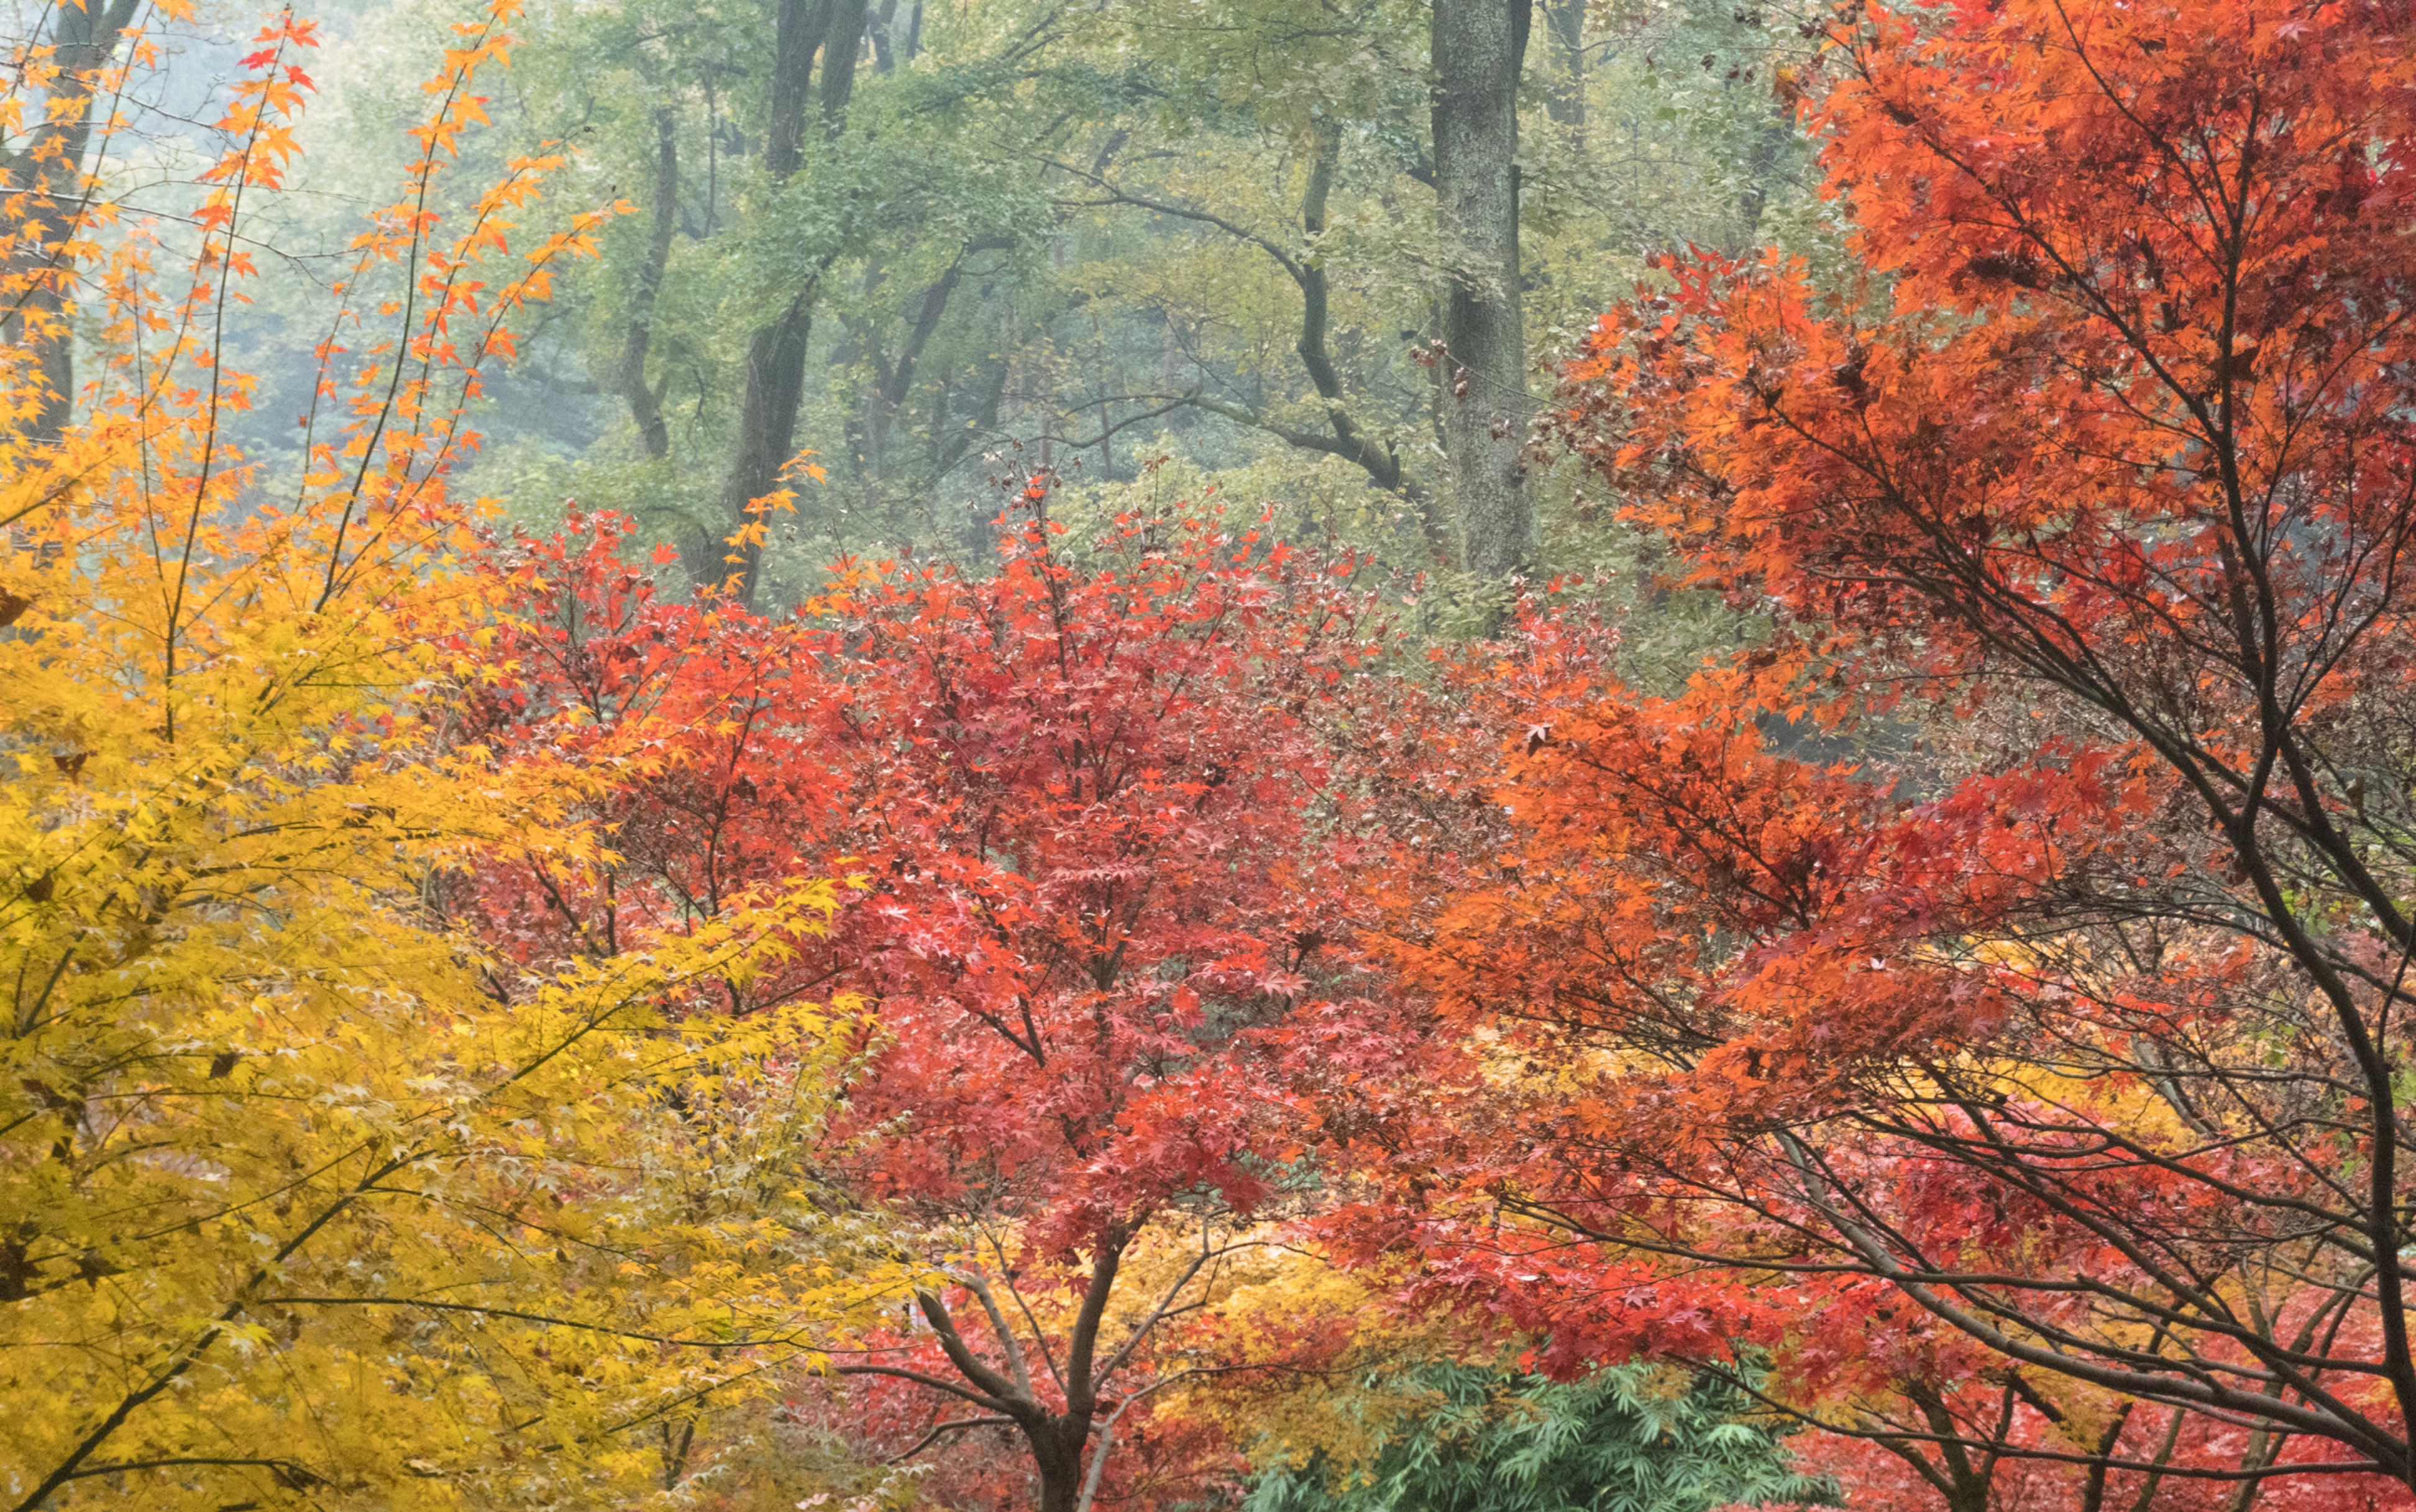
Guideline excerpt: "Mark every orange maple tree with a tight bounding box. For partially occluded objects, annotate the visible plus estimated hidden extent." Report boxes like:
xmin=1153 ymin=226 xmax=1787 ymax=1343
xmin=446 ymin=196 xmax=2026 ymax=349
xmin=1344 ymin=2 xmax=2416 ymax=1508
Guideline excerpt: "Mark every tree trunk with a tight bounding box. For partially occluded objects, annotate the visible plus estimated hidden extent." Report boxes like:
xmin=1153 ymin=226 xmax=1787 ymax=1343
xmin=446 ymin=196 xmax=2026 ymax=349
xmin=1430 ymin=0 xmax=1535 ymax=581
xmin=700 ymin=0 xmax=869 ymax=603
xmin=871 ymin=0 xmax=899 ymax=71
xmin=703 ymin=296 xmax=818 ymax=596
xmin=615 ymin=107 xmax=679 ymax=460
xmin=1736 ymin=114 xmax=1794 ymax=245
xmin=1 ymin=0 xmax=143 ymax=447
xmin=1542 ymin=0 xmax=1585 ymax=134
xmin=1294 ymin=121 xmax=1409 ymax=497
xmin=820 ymin=0 xmax=871 ymax=138
xmin=1030 ymin=1420 xmax=1087 ymax=1512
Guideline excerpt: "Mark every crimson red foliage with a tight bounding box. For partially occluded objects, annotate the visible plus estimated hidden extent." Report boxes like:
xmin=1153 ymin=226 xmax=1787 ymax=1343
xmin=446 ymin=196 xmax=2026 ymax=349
xmin=463 ymin=495 xmax=1386 ymax=1511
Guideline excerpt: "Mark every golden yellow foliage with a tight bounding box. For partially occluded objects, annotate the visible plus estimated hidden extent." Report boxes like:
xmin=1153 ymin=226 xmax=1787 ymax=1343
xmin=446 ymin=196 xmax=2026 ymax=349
xmin=1157 ymin=1239 xmax=1460 ymax=1483
xmin=0 ymin=10 xmax=899 ymax=1508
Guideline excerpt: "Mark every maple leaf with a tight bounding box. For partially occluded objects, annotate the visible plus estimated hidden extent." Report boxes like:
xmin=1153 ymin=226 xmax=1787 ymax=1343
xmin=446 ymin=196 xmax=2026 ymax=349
xmin=466 ymin=493 xmax=1391 ymax=1508
xmin=0 ymin=11 xmax=874 ymax=1511
xmin=1384 ymin=3 xmax=2416 ymax=1507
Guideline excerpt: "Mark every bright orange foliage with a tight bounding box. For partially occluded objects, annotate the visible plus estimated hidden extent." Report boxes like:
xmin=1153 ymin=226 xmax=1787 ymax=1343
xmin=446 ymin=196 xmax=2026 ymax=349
xmin=1347 ymin=2 xmax=2416 ymax=1508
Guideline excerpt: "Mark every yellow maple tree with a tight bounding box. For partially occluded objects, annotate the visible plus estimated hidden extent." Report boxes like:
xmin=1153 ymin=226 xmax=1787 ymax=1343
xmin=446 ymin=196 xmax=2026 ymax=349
xmin=0 ymin=9 xmax=898 ymax=1508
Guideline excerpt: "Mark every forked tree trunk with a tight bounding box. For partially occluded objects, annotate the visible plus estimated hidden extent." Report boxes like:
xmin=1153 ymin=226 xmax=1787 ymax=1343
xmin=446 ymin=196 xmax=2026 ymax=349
xmin=695 ymin=0 xmax=868 ymax=603
xmin=1030 ymin=1419 xmax=1088 ymax=1512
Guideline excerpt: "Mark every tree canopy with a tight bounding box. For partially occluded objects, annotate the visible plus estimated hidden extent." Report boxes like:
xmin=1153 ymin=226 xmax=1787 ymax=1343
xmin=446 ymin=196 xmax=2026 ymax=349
xmin=9 ymin=2 xmax=2416 ymax=1511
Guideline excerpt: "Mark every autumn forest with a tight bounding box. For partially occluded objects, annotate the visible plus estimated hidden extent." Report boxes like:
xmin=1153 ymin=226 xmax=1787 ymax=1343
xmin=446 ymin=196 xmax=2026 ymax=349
xmin=6 ymin=1 xmax=2415 ymax=1509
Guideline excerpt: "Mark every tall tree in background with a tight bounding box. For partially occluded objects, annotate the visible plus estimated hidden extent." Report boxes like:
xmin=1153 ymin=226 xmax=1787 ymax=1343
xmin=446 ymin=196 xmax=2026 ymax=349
xmin=1 ymin=0 xmax=147 ymax=443
xmin=1539 ymin=0 xmax=1586 ymax=134
xmin=280 ymin=0 xmax=1814 ymax=611
xmin=1430 ymin=0 xmax=1534 ymax=579
xmin=707 ymin=0 xmax=869 ymax=599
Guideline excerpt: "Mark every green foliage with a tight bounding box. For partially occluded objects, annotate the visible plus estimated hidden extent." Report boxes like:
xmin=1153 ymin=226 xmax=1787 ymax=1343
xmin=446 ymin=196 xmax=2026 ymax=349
xmin=1244 ymin=1365 xmax=1829 ymax=1512
xmin=236 ymin=0 xmax=1829 ymax=612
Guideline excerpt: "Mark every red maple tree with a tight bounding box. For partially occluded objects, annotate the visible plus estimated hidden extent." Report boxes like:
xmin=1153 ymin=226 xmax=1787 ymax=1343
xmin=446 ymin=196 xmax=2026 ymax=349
xmin=464 ymin=493 xmax=1386 ymax=1511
